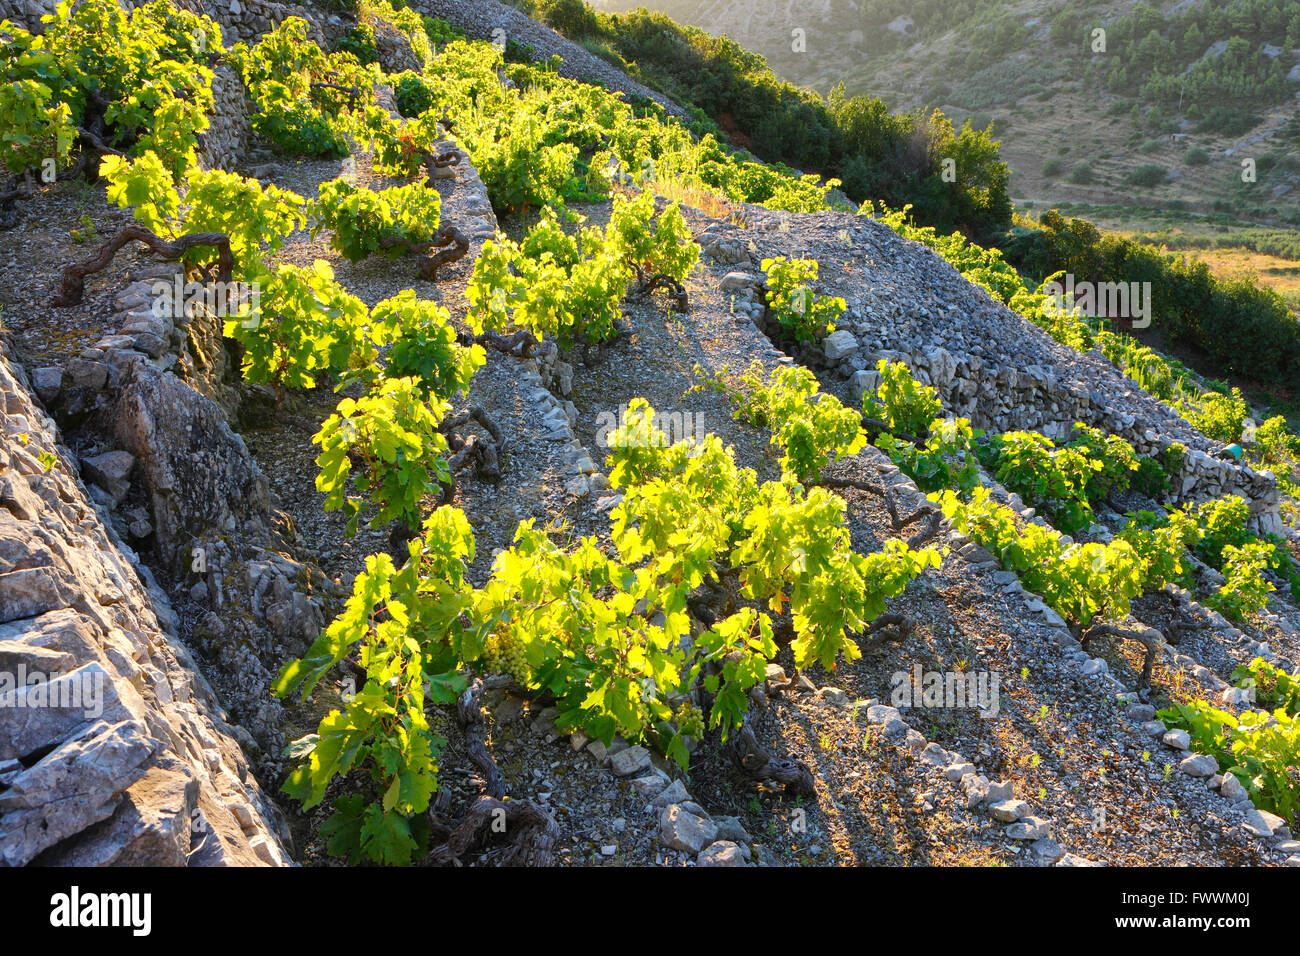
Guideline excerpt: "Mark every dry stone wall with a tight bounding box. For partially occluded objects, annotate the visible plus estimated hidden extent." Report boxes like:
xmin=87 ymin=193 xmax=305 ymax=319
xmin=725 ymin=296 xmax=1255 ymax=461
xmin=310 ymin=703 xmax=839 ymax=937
xmin=200 ymin=63 xmax=251 ymax=172
xmin=0 ymin=339 xmax=290 ymax=866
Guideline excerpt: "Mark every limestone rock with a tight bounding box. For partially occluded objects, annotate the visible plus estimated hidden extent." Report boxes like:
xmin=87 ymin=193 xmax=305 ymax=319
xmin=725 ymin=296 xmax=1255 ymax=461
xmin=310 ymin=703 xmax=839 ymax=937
xmin=1180 ymin=753 xmax=1218 ymax=777
xmin=822 ymin=329 xmax=859 ymax=360
xmin=610 ymin=745 xmax=652 ymax=776
xmin=697 ymin=840 xmax=748 ymax=866
xmin=81 ymin=450 xmax=135 ymax=507
xmin=659 ymin=804 xmax=717 ymax=853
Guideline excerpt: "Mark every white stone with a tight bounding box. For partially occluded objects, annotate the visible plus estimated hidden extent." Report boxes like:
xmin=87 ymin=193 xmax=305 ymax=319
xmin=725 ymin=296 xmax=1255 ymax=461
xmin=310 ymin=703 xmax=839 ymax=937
xmin=822 ymin=330 xmax=860 ymax=361
xmin=697 ymin=840 xmax=747 ymax=866
xmin=945 ymin=761 xmax=975 ymax=782
xmin=651 ymin=779 xmax=690 ymax=808
xmin=720 ymin=271 xmax=762 ymax=292
xmin=1180 ymin=753 xmax=1218 ymax=778
xmin=659 ymin=804 xmax=717 ymax=853
xmin=1006 ymin=816 xmax=1051 ymax=840
xmin=610 ymin=745 xmax=653 ymax=776
xmin=986 ymin=779 xmax=1015 ymax=803
xmin=1219 ymin=773 xmax=1249 ymax=802
xmin=989 ymin=799 xmax=1029 ymax=822
xmin=1242 ymin=807 xmax=1283 ymax=838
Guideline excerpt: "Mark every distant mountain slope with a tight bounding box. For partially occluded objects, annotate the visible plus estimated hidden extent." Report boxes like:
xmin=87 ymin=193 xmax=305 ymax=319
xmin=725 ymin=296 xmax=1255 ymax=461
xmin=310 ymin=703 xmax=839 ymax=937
xmin=592 ymin=0 xmax=1300 ymax=225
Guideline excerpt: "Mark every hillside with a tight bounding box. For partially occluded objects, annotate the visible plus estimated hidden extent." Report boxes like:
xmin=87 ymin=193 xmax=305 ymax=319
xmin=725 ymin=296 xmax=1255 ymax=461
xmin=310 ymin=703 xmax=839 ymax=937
xmin=0 ymin=0 xmax=1298 ymax=902
xmin=591 ymin=0 xmax=1300 ymax=226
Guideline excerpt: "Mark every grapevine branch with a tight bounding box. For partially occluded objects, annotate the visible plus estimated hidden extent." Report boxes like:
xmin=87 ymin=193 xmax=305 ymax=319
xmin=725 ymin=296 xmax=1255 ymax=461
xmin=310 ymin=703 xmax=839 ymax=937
xmin=423 ymin=149 xmax=460 ymax=181
xmin=1080 ymin=622 xmax=1164 ymax=688
xmin=856 ymin=613 xmax=915 ymax=654
xmin=309 ymin=82 xmax=361 ymax=109
xmin=426 ymin=795 xmax=559 ymax=867
xmin=437 ymin=406 xmax=506 ymax=506
xmin=75 ymin=126 xmax=126 ymax=159
xmin=1135 ymin=587 xmax=1205 ymax=647
xmin=885 ymin=493 xmax=942 ymax=546
xmin=905 ymin=511 xmax=942 ymax=547
xmin=816 ymin=475 xmax=942 ymax=546
xmin=373 ymin=224 xmax=469 ymax=281
xmin=418 ymin=225 xmax=469 ymax=281
xmin=52 ymin=225 xmax=233 ymax=306
xmin=1164 ymin=599 xmax=1206 ymax=648
xmin=0 ymin=170 xmax=35 ymax=228
xmin=818 ymin=475 xmax=887 ymax=496
xmin=862 ymin=417 xmax=926 ymax=448
xmin=425 ymin=679 xmax=560 ymax=866
xmin=457 ymin=678 xmax=506 ymax=799
xmin=636 ymin=273 xmax=689 ymax=312
xmin=687 ymin=634 xmax=813 ymax=795
xmin=728 ymin=714 xmax=816 ymax=795
xmin=465 ymin=328 xmax=540 ymax=358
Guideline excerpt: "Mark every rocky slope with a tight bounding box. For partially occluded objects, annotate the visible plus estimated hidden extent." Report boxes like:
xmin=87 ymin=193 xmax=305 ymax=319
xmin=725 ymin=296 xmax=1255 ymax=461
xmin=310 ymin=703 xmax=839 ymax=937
xmin=0 ymin=339 xmax=290 ymax=866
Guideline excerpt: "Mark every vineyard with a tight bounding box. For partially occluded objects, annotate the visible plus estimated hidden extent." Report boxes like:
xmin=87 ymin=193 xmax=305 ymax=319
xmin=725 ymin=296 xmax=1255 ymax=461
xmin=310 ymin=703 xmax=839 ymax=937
xmin=0 ymin=0 xmax=1298 ymax=873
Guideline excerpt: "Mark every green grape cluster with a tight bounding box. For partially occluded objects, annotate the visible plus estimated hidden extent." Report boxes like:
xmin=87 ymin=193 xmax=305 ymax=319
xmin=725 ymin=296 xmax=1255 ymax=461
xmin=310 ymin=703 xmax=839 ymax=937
xmin=674 ymin=699 xmax=704 ymax=740
xmin=483 ymin=632 xmax=532 ymax=686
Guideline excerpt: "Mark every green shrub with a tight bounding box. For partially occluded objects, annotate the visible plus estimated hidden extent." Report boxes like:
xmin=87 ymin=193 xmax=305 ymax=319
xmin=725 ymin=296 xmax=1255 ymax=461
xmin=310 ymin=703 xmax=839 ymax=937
xmin=1196 ymin=107 xmax=1259 ymax=138
xmin=861 ymin=360 xmax=942 ymax=436
xmin=1255 ymin=415 xmax=1298 ymax=464
xmin=392 ymin=71 xmax=434 ymax=117
xmin=761 ymin=256 xmax=844 ymax=344
xmin=1182 ymin=387 xmax=1247 ymax=444
xmin=539 ymin=0 xmax=600 ymax=38
xmin=1068 ymin=162 xmax=1095 ymax=184
xmin=1124 ymin=164 xmax=1168 ymax=187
